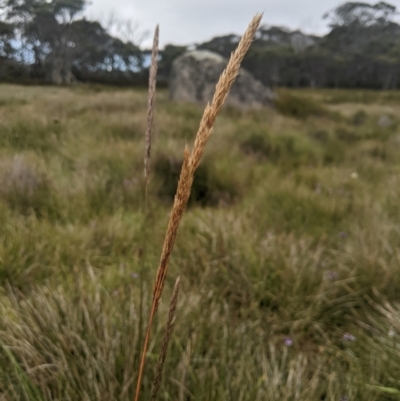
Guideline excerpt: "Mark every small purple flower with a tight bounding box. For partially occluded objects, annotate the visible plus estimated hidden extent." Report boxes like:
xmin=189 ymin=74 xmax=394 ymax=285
xmin=326 ymin=271 xmax=338 ymax=281
xmin=284 ymin=336 xmax=293 ymax=347
xmin=342 ymin=333 xmax=356 ymax=342
xmin=112 ymin=290 xmax=119 ymax=297
xmin=339 ymin=231 xmax=348 ymax=238
xmin=340 ymin=396 xmax=349 ymax=401
xmin=131 ymin=272 xmax=138 ymax=279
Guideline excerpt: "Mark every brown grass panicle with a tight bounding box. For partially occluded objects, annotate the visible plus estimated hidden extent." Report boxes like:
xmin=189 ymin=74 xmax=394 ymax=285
xmin=144 ymin=24 xmax=159 ymax=191
xmin=134 ymin=12 xmax=263 ymax=401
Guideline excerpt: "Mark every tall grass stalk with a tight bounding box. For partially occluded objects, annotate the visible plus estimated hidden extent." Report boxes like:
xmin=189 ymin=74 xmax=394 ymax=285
xmin=150 ymin=276 xmax=180 ymax=401
xmin=133 ymin=13 xmax=263 ymax=401
xmin=144 ymin=24 xmax=159 ymax=192
xmin=138 ymin=24 xmax=159 ymax=375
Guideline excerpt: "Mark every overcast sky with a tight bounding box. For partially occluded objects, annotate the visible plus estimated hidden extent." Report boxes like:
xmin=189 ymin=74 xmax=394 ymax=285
xmin=86 ymin=0 xmax=400 ymax=47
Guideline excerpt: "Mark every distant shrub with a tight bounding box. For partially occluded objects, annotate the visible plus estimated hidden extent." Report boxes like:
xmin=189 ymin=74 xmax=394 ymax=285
xmin=153 ymin=153 xmax=240 ymax=206
xmin=351 ymin=110 xmax=367 ymax=126
xmin=84 ymin=154 xmax=142 ymax=215
xmin=0 ymin=97 xmax=28 ymax=107
xmin=308 ymin=129 xmax=347 ymax=165
xmin=335 ymin=127 xmax=362 ymax=143
xmin=323 ymin=139 xmax=346 ymax=165
xmin=0 ymin=119 xmax=62 ymax=152
xmin=163 ymin=102 xmax=203 ymax=121
xmin=240 ymin=129 xmax=320 ymax=167
xmin=309 ymin=129 xmax=331 ymax=143
xmin=0 ymin=154 xmax=56 ymax=216
xmin=173 ymin=119 xmax=200 ymax=140
xmin=274 ymin=92 xmax=328 ymax=119
xmin=240 ymin=132 xmax=274 ymax=159
xmin=221 ymin=105 xmax=246 ymax=119
xmin=105 ymin=122 xmax=140 ymax=141
xmin=259 ymin=188 xmax=351 ymax=237
xmin=160 ymin=103 xmax=203 ymax=140
xmin=369 ymin=144 xmax=388 ymax=160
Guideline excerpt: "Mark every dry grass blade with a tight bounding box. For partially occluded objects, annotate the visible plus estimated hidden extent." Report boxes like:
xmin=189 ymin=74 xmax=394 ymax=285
xmin=134 ymin=13 xmax=262 ymax=401
xmin=150 ymin=276 xmax=180 ymax=401
xmin=144 ymin=24 xmax=159 ymax=188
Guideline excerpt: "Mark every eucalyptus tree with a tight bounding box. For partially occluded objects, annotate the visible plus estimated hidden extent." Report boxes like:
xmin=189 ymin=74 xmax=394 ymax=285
xmin=0 ymin=0 xmax=144 ymax=83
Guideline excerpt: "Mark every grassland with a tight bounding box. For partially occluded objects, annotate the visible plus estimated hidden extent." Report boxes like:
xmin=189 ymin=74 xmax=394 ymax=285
xmin=1 ymin=84 xmax=400 ymax=400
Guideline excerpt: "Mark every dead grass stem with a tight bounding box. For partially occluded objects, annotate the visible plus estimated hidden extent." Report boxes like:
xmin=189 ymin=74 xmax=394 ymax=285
xmin=150 ymin=276 xmax=180 ymax=401
xmin=138 ymin=23 xmax=160 ymax=379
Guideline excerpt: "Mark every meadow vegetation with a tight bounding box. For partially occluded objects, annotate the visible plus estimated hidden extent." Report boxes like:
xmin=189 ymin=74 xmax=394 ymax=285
xmin=1 ymin=82 xmax=400 ymax=400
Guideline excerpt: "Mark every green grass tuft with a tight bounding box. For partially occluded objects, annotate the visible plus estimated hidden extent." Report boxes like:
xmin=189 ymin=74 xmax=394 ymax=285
xmin=0 ymin=84 xmax=400 ymax=400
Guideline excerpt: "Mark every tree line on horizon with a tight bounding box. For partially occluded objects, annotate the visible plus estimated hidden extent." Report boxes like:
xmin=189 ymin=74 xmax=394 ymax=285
xmin=0 ymin=0 xmax=399 ymax=89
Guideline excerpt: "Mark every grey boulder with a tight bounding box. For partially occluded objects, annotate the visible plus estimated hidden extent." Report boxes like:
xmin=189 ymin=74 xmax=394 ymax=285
xmin=169 ymin=50 xmax=274 ymax=109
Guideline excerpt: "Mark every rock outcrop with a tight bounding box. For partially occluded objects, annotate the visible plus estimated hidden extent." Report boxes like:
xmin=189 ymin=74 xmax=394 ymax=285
xmin=169 ymin=50 xmax=274 ymax=109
